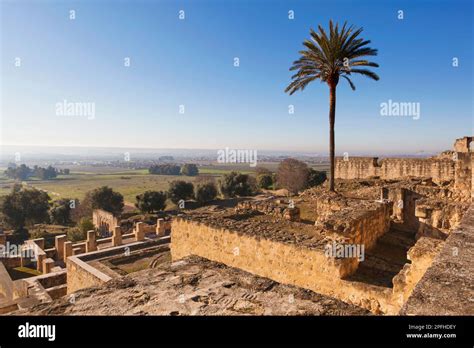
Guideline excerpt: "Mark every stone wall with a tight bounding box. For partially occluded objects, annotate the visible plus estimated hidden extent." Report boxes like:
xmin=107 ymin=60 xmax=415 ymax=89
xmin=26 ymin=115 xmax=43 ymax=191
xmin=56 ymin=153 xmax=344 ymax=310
xmin=92 ymin=209 xmax=119 ymax=234
xmin=236 ymin=199 xmax=300 ymax=221
xmin=335 ymin=157 xmax=455 ymax=184
xmin=454 ymin=152 xmax=472 ymax=200
xmin=66 ymin=238 xmax=170 ymax=293
xmin=66 ymin=255 xmax=112 ymax=294
xmin=400 ymin=204 xmax=474 ymax=315
xmin=0 ymin=262 xmax=13 ymax=299
xmin=309 ymin=192 xmax=392 ymax=250
xmin=392 ymin=237 xmax=443 ymax=307
xmin=453 ymin=136 xmax=472 ymax=153
xmin=334 ymin=157 xmax=380 ymax=180
xmin=381 ymin=187 xmax=420 ymax=232
xmin=171 ymin=218 xmax=398 ymax=313
xmin=415 ymin=198 xmax=468 ymax=239
xmin=336 ymin=136 xmax=473 ymax=200
xmin=171 ymin=218 xmax=356 ymax=278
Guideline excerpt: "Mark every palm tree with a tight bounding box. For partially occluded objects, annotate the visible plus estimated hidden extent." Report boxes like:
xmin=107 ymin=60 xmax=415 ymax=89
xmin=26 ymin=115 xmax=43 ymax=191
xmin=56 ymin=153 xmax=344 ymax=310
xmin=285 ymin=20 xmax=379 ymax=192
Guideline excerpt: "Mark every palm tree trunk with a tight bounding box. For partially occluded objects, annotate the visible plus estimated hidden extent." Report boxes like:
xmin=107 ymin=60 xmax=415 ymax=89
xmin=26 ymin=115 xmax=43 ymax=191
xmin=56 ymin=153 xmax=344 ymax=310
xmin=329 ymin=84 xmax=336 ymax=192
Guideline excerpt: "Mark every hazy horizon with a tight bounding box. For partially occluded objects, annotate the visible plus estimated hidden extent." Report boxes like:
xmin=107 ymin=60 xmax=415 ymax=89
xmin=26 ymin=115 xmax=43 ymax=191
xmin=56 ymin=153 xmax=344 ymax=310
xmin=1 ymin=0 xmax=472 ymax=154
xmin=0 ymin=143 xmax=449 ymax=162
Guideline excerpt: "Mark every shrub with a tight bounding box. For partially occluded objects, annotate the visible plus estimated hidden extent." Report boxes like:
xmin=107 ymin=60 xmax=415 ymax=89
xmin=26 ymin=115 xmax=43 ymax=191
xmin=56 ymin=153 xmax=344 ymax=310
xmin=50 ymin=198 xmax=73 ymax=225
xmin=194 ymin=182 xmax=218 ymax=203
xmin=167 ymin=181 xmax=194 ymax=204
xmin=70 ymin=194 xmax=92 ymax=223
xmin=1 ymin=185 xmax=50 ymax=229
xmin=218 ymin=172 xmax=255 ymax=198
xmin=135 ymin=191 xmax=167 ymax=213
xmin=4 ymin=164 xmax=31 ymax=180
xmin=68 ymin=227 xmax=87 ymax=242
xmin=181 ymin=164 xmax=199 ymax=176
xmin=276 ymin=158 xmax=309 ymax=194
xmin=89 ymin=186 xmax=124 ymax=216
xmin=148 ymin=164 xmax=181 ymax=175
xmin=34 ymin=165 xmax=57 ymax=180
xmin=257 ymin=173 xmax=273 ymax=189
xmin=307 ymin=169 xmax=327 ymax=187
xmin=10 ymin=227 xmax=29 ymax=245
xmin=255 ymin=167 xmax=272 ymax=176
xmin=78 ymin=217 xmax=95 ymax=234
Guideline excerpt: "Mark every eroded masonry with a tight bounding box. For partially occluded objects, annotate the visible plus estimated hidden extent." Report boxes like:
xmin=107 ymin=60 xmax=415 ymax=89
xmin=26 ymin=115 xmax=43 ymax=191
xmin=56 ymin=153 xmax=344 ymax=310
xmin=1 ymin=136 xmax=472 ymax=315
xmin=171 ymin=136 xmax=473 ymax=314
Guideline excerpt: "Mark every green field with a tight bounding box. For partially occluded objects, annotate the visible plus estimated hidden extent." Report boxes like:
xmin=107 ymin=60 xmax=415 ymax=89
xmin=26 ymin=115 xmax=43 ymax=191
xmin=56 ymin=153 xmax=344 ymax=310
xmin=0 ymin=163 xmax=329 ymax=205
xmin=0 ymin=170 xmax=197 ymax=204
xmin=0 ymin=164 xmax=253 ymax=204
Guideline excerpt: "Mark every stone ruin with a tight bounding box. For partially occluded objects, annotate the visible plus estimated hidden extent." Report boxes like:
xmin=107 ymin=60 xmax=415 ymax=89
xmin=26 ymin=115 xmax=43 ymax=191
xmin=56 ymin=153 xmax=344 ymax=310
xmin=0 ymin=210 xmax=172 ymax=313
xmin=170 ymin=136 xmax=474 ymax=314
xmin=1 ymin=136 xmax=472 ymax=315
xmin=236 ymin=198 xmax=301 ymax=221
xmin=93 ymin=209 xmax=119 ymax=236
xmin=335 ymin=136 xmax=472 ymax=201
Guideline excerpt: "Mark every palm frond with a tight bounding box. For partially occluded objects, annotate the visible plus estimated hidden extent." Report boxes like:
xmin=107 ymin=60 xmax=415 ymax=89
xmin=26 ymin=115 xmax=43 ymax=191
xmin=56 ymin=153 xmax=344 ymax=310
xmin=349 ymin=68 xmax=380 ymax=81
xmin=341 ymin=75 xmax=356 ymax=90
xmin=285 ymin=20 xmax=379 ymax=94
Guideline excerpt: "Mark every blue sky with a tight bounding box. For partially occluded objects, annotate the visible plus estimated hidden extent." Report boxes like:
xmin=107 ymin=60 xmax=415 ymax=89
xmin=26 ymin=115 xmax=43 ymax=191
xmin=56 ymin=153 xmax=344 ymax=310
xmin=1 ymin=0 xmax=472 ymax=155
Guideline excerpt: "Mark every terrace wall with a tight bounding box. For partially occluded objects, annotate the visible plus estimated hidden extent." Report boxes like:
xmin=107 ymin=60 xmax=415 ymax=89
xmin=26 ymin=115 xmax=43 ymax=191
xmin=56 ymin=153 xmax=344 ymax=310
xmin=66 ymin=256 xmax=112 ymax=294
xmin=66 ymin=238 xmax=170 ymax=293
xmin=171 ymin=218 xmax=398 ymax=313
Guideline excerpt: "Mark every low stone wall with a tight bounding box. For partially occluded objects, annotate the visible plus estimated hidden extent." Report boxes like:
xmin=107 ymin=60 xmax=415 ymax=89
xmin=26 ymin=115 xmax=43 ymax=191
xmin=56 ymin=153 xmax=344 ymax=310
xmin=66 ymin=256 xmax=112 ymax=294
xmin=236 ymin=200 xmax=301 ymax=221
xmin=0 ymin=262 xmax=13 ymax=299
xmin=415 ymin=198 xmax=468 ymax=239
xmin=36 ymin=270 xmax=67 ymax=289
xmin=141 ymin=224 xmax=156 ymax=234
xmin=46 ymin=284 xmax=67 ymax=299
xmin=311 ymin=193 xmax=392 ymax=250
xmin=171 ymin=218 xmax=399 ymax=313
xmin=392 ymin=237 xmax=443 ymax=307
xmin=171 ymin=218 xmax=356 ymax=278
xmin=66 ymin=238 xmax=170 ymax=293
xmin=400 ymin=204 xmax=474 ymax=315
xmin=0 ymin=256 xmax=21 ymax=269
xmin=71 ymin=242 xmax=86 ymax=255
xmin=346 ymin=203 xmax=391 ymax=250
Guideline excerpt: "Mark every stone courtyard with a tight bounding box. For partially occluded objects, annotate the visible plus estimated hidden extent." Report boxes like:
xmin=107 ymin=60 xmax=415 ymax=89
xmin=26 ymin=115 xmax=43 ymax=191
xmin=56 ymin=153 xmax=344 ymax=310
xmin=0 ymin=136 xmax=472 ymax=315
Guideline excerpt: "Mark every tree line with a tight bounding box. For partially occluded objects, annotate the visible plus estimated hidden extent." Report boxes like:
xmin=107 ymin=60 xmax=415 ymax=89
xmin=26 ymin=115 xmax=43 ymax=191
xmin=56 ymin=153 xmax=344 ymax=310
xmin=148 ymin=163 xmax=198 ymax=176
xmin=4 ymin=164 xmax=70 ymax=181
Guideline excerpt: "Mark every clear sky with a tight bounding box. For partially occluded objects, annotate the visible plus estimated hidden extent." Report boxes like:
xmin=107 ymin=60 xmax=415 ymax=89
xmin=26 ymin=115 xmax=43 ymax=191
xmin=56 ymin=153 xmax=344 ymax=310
xmin=1 ymin=0 xmax=472 ymax=155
